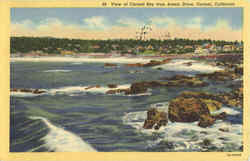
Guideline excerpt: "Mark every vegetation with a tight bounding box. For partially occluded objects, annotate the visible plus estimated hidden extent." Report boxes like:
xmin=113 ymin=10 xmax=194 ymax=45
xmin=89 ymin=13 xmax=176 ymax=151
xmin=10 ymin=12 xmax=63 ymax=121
xmin=10 ymin=36 xmax=243 ymax=55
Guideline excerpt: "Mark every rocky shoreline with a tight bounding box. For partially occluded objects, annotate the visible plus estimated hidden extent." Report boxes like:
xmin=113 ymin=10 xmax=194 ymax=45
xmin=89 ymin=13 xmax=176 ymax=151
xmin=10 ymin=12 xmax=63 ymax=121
xmin=11 ymin=57 xmax=243 ymax=130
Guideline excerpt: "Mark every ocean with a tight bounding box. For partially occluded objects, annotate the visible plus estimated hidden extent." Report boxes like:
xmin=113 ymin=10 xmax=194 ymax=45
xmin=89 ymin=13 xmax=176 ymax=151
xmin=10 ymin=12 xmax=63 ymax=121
xmin=10 ymin=59 xmax=243 ymax=152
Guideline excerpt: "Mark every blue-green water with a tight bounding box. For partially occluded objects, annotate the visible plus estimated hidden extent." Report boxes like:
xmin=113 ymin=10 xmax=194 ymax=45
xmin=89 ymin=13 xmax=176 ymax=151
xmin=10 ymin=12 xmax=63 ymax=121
xmin=10 ymin=60 xmax=243 ymax=152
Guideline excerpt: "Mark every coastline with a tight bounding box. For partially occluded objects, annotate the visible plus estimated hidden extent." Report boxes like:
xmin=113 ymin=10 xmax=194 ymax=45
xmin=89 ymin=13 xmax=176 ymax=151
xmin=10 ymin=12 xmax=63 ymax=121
xmin=10 ymin=53 xmax=241 ymax=63
xmin=10 ymin=56 xmax=156 ymax=63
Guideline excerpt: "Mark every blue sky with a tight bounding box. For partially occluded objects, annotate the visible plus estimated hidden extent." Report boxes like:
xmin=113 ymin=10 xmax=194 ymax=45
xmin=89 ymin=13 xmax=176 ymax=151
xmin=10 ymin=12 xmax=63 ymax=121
xmin=10 ymin=8 xmax=243 ymax=40
xmin=11 ymin=8 xmax=242 ymax=29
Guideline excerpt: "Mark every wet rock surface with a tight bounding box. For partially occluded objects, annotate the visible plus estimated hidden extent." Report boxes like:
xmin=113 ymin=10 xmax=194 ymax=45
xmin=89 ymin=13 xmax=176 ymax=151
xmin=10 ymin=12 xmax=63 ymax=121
xmin=125 ymin=59 xmax=171 ymax=67
xmin=143 ymin=108 xmax=168 ymax=130
xmin=11 ymin=88 xmax=47 ymax=94
xmin=104 ymin=63 xmax=117 ymax=67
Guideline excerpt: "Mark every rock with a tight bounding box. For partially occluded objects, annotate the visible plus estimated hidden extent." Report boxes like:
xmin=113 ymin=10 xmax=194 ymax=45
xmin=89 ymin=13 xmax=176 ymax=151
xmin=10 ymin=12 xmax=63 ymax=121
xmin=168 ymin=97 xmax=210 ymax=123
xmin=143 ymin=60 xmax=163 ymax=67
xmin=162 ymin=58 xmax=171 ymax=63
xmin=11 ymin=88 xmax=46 ymax=94
xmin=183 ymin=62 xmax=192 ymax=66
xmin=218 ymin=87 xmax=243 ymax=108
xmin=168 ymin=91 xmax=226 ymax=128
xmin=85 ymin=85 xmax=101 ymax=90
xmin=105 ymin=88 xmax=130 ymax=95
xmin=104 ymin=63 xmax=117 ymax=67
xmin=125 ymin=63 xmax=143 ymax=67
xmin=11 ymin=88 xmax=18 ymax=92
xmin=198 ymin=114 xmax=216 ymax=128
xmin=107 ymin=84 xmax=117 ymax=88
xmin=200 ymin=99 xmax=222 ymax=112
xmin=234 ymin=67 xmax=243 ymax=75
xmin=125 ymin=59 xmax=171 ymax=68
xmin=161 ymin=75 xmax=208 ymax=87
xmin=129 ymin=82 xmax=148 ymax=94
xmin=33 ymin=89 xmax=46 ymax=94
xmin=202 ymin=138 xmax=212 ymax=146
xmin=20 ymin=88 xmax=33 ymax=93
xmin=197 ymin=66 xmax=242 ymax=82
xmin=156 ymin=67 xmax=163 ymax=70
xmin=212 ymin=112 xmax=227 ymax=120
xmin=219 ymin=127 xmax=229 ymax=132
xmin=143 ymin=108 xmax=168 ymax=130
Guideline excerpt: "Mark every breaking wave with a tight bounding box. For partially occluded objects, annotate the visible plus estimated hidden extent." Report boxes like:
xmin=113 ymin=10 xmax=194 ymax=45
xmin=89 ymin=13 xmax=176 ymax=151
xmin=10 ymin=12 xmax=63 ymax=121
xmin=153 ymin=59 xmax=223 ymax=73
xmin=29 ymin=116 xmax=96 ymax=152
xmin=10 ymin=91 xmax=47 ymax=97
xmin=43 ymin=69 xmax=72 ymax=73
xmin=11 ymin=84 xmax=151 ymax=97
xmin=123 ymin=102 xmax=242 ymax=151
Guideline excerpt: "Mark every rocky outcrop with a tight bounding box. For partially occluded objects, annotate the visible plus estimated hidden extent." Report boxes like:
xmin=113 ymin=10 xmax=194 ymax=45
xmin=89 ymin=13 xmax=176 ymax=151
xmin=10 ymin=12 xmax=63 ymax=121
xmin=197 ymin=66 xmax=242 ymax=82
xmin=197 ymin=70 xmax=238 ymax=81
xmin=104 ymin=63 xmax=117 ymax=67
xmin=105 ymin=75 xmax=207 ymax=95
xmin=105 ymin=88 xmax=130 ymax=95
xmin=85 ymin=85 xmax=101 ymax=90
xmin=107 ymin=84 xmax=117 ymax=88
xmin=168 ymin=91 xmax=226 ymax=128
xmin=11 ymin=88 xmax=46 ymax=94
xmin=125 ymin=59 xmax=171 ymax=68
xmin=143 ymin=108 xmax=168 ymax=130
xmin=219 ymin=87 xmax=243 ymax=108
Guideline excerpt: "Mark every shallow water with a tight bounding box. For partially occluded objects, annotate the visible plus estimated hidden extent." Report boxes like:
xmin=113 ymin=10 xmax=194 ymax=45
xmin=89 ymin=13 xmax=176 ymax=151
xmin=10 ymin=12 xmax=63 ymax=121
xmin=10 ymin=59 xmax=242 ymax=152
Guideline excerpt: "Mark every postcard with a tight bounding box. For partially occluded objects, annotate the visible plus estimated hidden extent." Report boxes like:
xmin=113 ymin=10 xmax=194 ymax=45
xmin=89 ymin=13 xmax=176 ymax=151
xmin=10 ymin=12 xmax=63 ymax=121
xmin=0 ymin=0 xmax=249 ymax=161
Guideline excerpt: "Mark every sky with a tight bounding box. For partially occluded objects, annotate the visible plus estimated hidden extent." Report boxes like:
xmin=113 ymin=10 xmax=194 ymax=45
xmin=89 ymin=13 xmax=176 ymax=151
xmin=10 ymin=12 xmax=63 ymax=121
xmin=11 ymin=8 xmax=243 ymax=41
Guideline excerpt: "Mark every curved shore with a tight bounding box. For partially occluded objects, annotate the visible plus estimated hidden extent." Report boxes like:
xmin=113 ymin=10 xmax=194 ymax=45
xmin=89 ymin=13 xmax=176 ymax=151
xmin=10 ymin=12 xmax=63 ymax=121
xmin=11 ymin=56 xmax=156 ymax=64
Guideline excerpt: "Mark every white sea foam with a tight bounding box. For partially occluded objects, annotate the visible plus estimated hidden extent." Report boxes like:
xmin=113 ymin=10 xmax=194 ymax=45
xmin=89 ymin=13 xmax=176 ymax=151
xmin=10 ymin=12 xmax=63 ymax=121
xmin=153 ymin=59 xmax=223 ymax=73
xmin=47 ymin=84 xmax=151 ymax=96
xmin=71 ymin=62 xmax=83 ymax=65
xmin=48 ymin=84 xmax=130 ymax=95
xmin=43 ymin=69 xmax=72 ymax=73
xmin=10 ymin=84 xmax=151 ymax=97
xmin=29 ymin=116 xmax=96 ymax=152
xmin=123 ymin=102 xmax=242 ymax=151
xmin=11 ymin=57 xmax=152 ymax=64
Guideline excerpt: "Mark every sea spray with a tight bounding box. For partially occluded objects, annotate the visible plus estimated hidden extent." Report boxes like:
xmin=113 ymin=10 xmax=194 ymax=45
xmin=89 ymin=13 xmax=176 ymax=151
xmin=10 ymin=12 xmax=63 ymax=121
xmin=11 ymin=84 xmax=152 ymax=97
xmin=123 ymin=102 xmax=242 ymax=151
xmin=153 ymin=59 xmax=223 ymax=73
xmin=29 ymin=116 xmax=97 ymax=152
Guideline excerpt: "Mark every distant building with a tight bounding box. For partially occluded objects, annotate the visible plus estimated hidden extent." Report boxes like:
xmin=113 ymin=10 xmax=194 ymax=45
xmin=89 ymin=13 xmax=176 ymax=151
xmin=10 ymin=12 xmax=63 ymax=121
xmin=223 ymin=45 xmax=236 ymax=52
xmin=146 ymin=45 xmax=154 ymax=50
xmin=194 ymin=47 xmax=209 ymax=54
xmin=184 ymin=45 xmax=193 ymax=49
xmin=60 ymin=50 xmax=74 ymax=55
xmin=92 ymin=45 xmax=101 ymax=49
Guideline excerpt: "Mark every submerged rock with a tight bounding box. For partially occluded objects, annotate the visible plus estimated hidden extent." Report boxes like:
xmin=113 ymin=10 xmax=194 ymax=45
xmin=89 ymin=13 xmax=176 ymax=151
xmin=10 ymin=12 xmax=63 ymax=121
xmin=143 ymin=108 xmax=168 ymax=130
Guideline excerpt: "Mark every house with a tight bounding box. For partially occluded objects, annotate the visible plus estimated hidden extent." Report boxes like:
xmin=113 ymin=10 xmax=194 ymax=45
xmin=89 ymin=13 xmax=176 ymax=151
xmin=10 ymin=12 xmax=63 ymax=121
xmin=184 ymin=45 xmax=193 ymax=49
xmin=92 ymin=45 xmax=101 ymax=49
xmin=146 ymin=45 xmax=154 ymax=50
xmin=60 ymin=50 xmax=74 ymax=55
xmin=194 ymin=47 xmax=209 ymax=54
xmin=223 ymin=45 xmax=236 ymax=52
